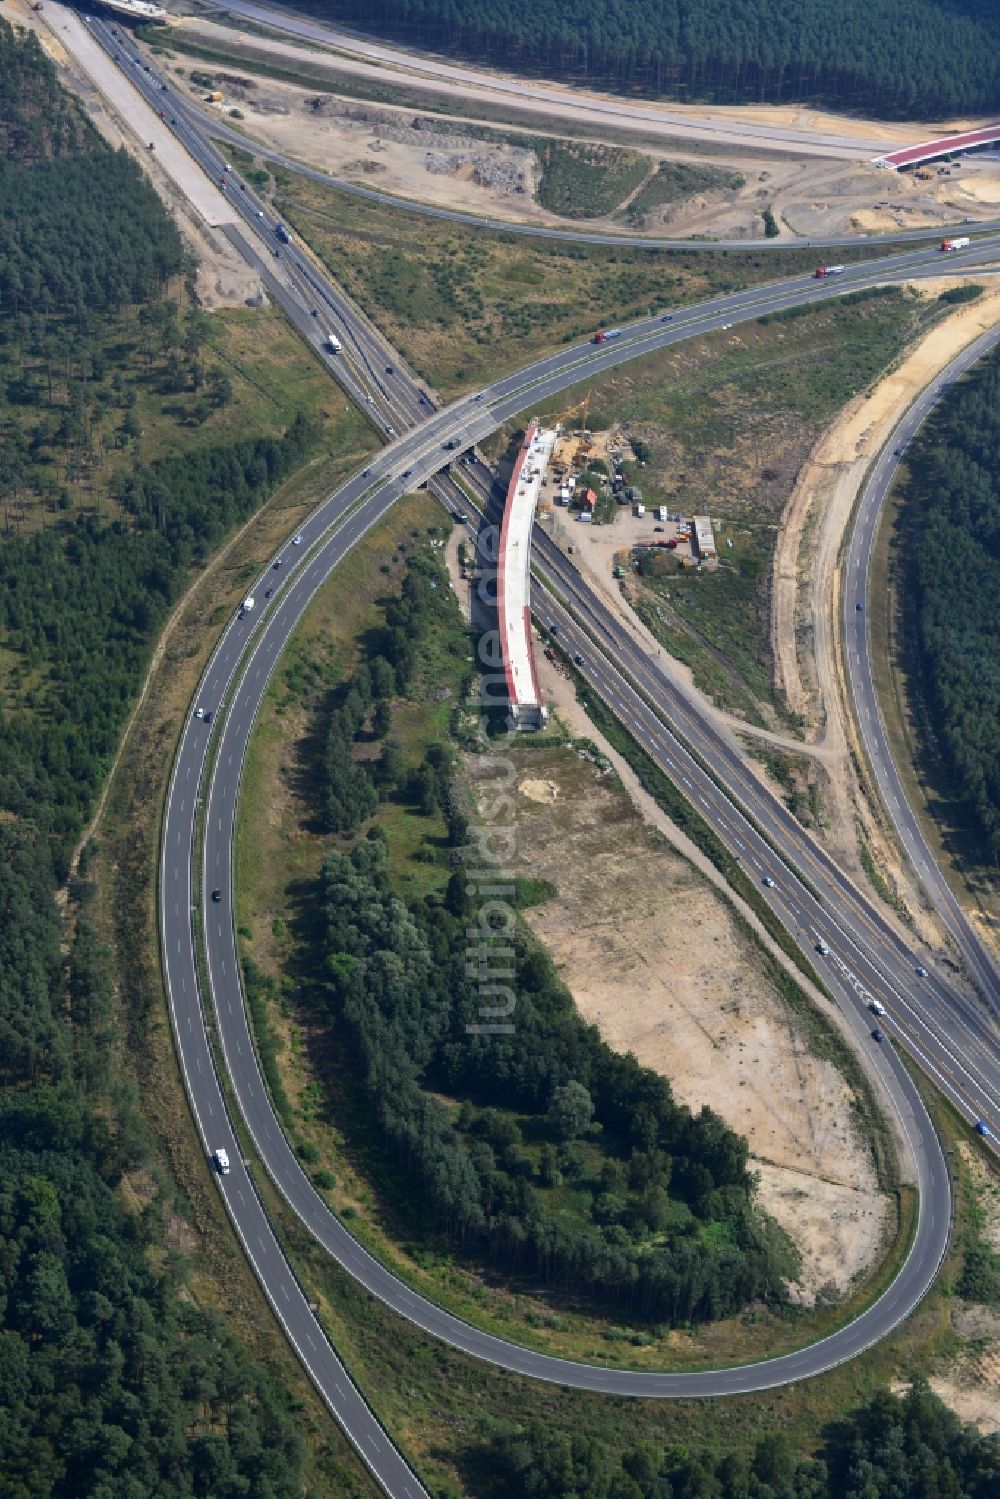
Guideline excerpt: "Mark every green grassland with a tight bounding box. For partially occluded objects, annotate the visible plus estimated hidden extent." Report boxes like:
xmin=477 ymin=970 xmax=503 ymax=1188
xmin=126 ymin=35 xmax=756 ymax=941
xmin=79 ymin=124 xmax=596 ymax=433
xmin=269 ymin=169 xmax=903 ymax=397
xmin=537 ymin=287 xmax=951 ymax=728
xmin=0 ymin=296 xmax=342 ymax=537
xmin=534 ymin=140 xmax=652 ymax=216
xmin=230 ymin=491 xmax=927 ymax=1378
xmin=234 ymin=901 xmax=1000 ymax=1498
xmin=622 ymin=160 xmax=746 ymax=226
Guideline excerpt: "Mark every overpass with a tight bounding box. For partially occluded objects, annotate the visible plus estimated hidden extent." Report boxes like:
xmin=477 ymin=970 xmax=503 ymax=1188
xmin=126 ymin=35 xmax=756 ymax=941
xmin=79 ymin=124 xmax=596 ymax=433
xmin=874 ymin=123 xmax=1000 ymax=170
xmin=497 ymin=420 xmax=556 ymax=730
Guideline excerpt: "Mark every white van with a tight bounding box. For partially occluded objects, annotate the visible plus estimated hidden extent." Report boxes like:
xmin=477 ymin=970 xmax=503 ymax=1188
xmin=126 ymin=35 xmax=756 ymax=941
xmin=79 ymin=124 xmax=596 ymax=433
xmin=869 ymin=999 xmax=886 ymax=1017
xmin=213 ymin=1148 xmax=231 ymax=1175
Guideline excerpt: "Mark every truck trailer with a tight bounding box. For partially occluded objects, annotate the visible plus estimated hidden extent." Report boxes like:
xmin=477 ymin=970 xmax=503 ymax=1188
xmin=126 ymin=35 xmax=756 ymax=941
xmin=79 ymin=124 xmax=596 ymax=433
xmin=815 ymin=265 xmax=846 ymax=277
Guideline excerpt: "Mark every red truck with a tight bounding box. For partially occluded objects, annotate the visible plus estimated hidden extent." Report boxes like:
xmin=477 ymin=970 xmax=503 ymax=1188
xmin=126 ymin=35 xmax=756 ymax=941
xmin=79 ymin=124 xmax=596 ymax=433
xmin=593 ymin=328 xmax=623 ymax=344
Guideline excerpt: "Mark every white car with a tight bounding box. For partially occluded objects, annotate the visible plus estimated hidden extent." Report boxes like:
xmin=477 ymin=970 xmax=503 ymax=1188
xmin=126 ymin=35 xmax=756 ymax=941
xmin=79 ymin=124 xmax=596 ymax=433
xmin=762 ymin=875 xmax=775 ymax=888
xmin=195 ymin=707 xmax=204 ymax=719
xmin=869 ymin=999 xmax=886 ymax=1017
xmin=915 ymin=966 xmax=928 ymax=978
xmin=292 ymin=534 xmax=303 ymax=546
xmin=212 ymin=1148 xmax=231 ymax=1175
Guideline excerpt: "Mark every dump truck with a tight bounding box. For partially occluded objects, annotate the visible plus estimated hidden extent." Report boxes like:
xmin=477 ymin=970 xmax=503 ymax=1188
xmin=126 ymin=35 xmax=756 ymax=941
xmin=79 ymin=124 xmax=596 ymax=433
xmin=941 ymin=237 xmax=970 ymax=251
xmin=815 ymin=265 xmax=845 ymax=277
xmin=592 ymin=328 xmax=623 ymax=344
xmin=205 ymin=91 xmax=224 ymax=103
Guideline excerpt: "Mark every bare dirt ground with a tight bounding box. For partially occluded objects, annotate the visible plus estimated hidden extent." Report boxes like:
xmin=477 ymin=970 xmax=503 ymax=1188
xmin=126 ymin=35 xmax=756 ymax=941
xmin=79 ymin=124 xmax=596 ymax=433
xmin=771 ymin=281 xmax=1000 ymax=937
xmin=906 ymin=1143 xmax=1000 ymax=1432
xmin=470 ymin=733 xmax=892 ymax=1302
xmin=162 ymin=33 xmax=1000 ymax=241
xmin=175 ymin=11 xmax=993 ymax=161
xmin=539 ymin=477 xmax=822 ymax=762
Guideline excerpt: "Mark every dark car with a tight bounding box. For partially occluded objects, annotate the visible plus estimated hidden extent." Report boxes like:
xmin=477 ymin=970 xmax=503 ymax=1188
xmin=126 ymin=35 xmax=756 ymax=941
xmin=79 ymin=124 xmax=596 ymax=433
xmin=976 ymin=1120 xmax=991 ymax=1138
xmin=212 ymin=889 xmax=222 ymax=903
xmin=264 ymin=588 xmax=273 ymax=599
xmin=402 ymin=468 xmax=412 ymax=479
xmin=419 ymin=394 xmax=429 ymax=405
xmin=550 ymin=624 xmax=558 ymax=636
xmin=361 ymin=467 xmax=371 ymax=477
xmin=574 ymin=653 xmax=585 ymax=666
xmin=203 ymin=711 xmax=213 ymax=724
xmin=385 ymin=365 xmax=394 ymax=374
xmin=871 ymin=1027 xmax=884 ymax=1043
xmin=855 ymin=602 xmax=864 ymax=612
xmin=662 ymin=313 xmax=673 ymax=321
xmin=273 ymin=560 xmax=282 ymax=569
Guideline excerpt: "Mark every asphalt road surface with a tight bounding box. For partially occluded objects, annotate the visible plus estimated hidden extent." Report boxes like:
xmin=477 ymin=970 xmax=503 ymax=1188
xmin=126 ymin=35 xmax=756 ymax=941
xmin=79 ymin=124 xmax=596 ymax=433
xmin=73 ymin=18 xmax=1000 ymax=1491
xmin=218 ymin=0 xmax=892 ymax=159
xmin=164 ymin=265 xmax=1000 ymax=1417
xmin=131 ymin=19 xmax=1000 ymax=252
xmin=844 ymin=321 xmax=1000 ymax=1011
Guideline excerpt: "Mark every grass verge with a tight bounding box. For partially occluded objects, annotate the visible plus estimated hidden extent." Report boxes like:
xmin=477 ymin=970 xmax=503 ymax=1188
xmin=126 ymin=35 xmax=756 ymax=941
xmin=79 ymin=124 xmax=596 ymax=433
xmin=84 ymin=355 xmax=377 ymax=1495
xmin=228 ymin=490 xmax=923 ymax=1378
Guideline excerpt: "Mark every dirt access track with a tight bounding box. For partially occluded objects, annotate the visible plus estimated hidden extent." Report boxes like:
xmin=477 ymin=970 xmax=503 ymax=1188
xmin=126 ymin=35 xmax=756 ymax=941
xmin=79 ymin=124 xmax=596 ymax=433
xmin=191 ymin=3 xmax=991 ymax=162
xmin=771 ymin=278 xmax=1000 ymax=948
xmin=165 ymin=43 xmax=1000 ymax=243
xmin=465 ymin=729 xmax=892 ymax=1306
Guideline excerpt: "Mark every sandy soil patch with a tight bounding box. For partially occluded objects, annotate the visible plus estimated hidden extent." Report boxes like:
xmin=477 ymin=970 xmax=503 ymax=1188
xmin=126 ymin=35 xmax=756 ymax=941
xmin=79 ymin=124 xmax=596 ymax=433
xmin=538 ymin=478 xmax=820 ymax=762
xmin=902 ymin=1301 xmax=1000 ymax=1434
xmin=167 ymin=42 xmax=999 ymax=243
xmin=470 ymin=739 xmax=891 ymax=1301
xmin=770 ymin=281 xmax=1000 ymax=937
xmin=905 ymin=1140 xmax=1000 ymax=1435
xmin=956 ymin=1142 xmax=1000 ymax=1253
xmin=179 ymin=13 xmax=989 ymax=159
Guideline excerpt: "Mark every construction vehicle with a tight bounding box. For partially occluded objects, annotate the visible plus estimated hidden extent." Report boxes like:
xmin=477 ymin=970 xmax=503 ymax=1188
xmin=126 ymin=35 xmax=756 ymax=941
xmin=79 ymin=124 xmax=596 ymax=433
xmin=814 ymin=265 xmax=846 ymax=278
xmin=941 ymin=236 xmax=970 ymax=251
xmin=205 ymin=91 xmax=224 ymax=103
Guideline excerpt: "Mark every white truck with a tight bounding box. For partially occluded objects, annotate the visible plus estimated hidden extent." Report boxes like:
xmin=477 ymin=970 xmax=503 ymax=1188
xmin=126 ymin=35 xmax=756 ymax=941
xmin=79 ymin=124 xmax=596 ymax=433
xmin=239 ymin=595 xmax=255 ymax=618
xmin=326 ymin=331 xmax=342 ymax=353
xmin=941 ymin=237 xmax=970 ymax=251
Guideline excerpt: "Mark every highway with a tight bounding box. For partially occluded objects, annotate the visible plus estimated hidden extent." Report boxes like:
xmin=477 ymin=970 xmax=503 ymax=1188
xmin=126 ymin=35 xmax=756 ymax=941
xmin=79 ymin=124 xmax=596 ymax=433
xmin=105 ymin=14 xmax=1000 ymax=253
xmin=210 ymin=0 xmax=894 ymax=160
xmin=73 ymin=14 xmax=1000 ymax=1493
xmin=844 ymin=322 xmax=1000 ymax=1010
